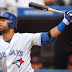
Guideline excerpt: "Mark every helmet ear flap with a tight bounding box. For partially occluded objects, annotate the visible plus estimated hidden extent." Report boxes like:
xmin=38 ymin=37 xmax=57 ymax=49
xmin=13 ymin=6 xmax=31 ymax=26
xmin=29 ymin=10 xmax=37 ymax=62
xmin=7 ymin=19 xmax=14 ymax=28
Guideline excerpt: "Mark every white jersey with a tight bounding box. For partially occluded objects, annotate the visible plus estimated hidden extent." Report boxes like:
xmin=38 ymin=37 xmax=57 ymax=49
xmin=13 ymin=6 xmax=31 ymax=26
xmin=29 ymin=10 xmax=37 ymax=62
xmin=0 ymin=33 xmax=41 ymax=72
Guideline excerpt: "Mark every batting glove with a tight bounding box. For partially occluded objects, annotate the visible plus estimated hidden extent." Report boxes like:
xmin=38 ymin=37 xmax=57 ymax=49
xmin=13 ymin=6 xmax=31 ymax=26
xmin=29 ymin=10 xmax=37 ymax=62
xmin=63 ymin=10 xmax=72 ymax=25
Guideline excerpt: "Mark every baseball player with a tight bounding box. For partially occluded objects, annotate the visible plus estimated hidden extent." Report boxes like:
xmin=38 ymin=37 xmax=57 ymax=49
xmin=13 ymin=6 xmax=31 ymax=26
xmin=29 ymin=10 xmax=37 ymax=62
xmin=0 ymin=11 xmax=72 ymax=72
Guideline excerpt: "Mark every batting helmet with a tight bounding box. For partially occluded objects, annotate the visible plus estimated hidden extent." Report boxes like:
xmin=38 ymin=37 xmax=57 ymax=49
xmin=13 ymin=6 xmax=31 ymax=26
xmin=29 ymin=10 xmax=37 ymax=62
xmin=0 ymin=12 xmax=17 ymax=28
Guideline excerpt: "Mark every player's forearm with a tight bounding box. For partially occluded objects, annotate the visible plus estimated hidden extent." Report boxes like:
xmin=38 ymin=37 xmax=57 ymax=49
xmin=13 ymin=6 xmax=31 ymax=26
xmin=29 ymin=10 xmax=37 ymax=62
xmin=41 ymin=18 xmax=69 ymax=45
xmin=41 ymin=11 xmax=72 ymax=46
xmin=50 ymin=26 xmax=61 ymax=37
xmin=50 ymin=20 xmax=68 ymax=37
xmin=50 ymin=10 xmax=72 ymax=37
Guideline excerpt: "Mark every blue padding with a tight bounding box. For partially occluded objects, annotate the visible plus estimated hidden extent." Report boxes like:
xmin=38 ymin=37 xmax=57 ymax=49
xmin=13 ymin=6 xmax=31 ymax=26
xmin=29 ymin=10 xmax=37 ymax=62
xmin=41 ymin=33 xmax=57 ymax=46
xmin=41 ymin=32 xmax=49 ymax=41
xmin=49 ymin=37 xmax=57 ymax=43
xmin=41 ymin=32 xmax=49 ymax=46
xmin=57 ymin=22 xmax=66 ymax=32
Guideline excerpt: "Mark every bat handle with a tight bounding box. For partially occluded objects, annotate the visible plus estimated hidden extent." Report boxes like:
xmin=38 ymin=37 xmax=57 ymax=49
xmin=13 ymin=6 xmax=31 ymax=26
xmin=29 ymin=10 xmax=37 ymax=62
xmin=48 ymin=8 xmax=72 ymax=17
xmin=68 ymin=13 xmax=72 ymax=17
xmin=61 ymin=11 xmax=72 ymax=17
xmin=58 ymin=11 xmax=72 ymax=17
xmin=48 ymin=7 xmax=64 ymax=14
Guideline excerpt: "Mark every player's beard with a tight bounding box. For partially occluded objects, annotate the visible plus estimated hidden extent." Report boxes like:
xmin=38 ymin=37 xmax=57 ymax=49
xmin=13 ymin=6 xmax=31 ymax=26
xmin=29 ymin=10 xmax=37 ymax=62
xmin=0 ymin=25 xmax=10 ymax=34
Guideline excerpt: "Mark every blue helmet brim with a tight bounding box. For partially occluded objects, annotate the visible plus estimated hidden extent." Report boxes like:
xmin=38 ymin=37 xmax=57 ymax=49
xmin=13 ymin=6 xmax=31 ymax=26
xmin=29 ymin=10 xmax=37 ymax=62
xmin=0 ymin=16 xmax=9 ymax=19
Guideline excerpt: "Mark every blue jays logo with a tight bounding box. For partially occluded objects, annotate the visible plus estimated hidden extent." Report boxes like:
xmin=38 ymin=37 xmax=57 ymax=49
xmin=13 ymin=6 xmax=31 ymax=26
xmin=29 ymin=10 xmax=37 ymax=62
xmin=12 ymin=58 xmax=24 ymax=68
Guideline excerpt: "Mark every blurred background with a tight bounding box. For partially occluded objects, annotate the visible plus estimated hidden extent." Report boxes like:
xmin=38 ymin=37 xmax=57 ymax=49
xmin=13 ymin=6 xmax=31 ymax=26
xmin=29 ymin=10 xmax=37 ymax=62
xmin=0 ymin=0 xmax=72 ymax=72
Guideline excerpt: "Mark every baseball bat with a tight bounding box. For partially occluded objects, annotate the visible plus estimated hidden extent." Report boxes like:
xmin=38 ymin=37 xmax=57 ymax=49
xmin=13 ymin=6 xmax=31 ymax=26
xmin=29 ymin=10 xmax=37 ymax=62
xmin=29 ymin=2 xmax=72 ymax=17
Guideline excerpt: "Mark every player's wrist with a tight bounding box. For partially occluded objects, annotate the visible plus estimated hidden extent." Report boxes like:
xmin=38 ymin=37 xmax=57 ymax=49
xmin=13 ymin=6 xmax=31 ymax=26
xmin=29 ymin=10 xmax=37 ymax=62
xmin=62 ymin=18 xmax=70 ymax=25
xmin=57 ymin=21 xmax=66 ymax=32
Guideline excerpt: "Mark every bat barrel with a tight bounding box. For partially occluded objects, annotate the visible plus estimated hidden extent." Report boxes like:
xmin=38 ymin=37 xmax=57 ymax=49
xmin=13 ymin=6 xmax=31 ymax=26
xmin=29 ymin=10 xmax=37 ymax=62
xmin=29 ymin=2 xmax=48 ymax=11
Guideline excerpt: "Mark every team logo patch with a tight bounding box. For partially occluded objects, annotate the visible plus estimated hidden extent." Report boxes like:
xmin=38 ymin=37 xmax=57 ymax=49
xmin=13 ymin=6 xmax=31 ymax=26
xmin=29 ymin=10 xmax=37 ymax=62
xmin=12 ymin=58 xmax=24 ymax=68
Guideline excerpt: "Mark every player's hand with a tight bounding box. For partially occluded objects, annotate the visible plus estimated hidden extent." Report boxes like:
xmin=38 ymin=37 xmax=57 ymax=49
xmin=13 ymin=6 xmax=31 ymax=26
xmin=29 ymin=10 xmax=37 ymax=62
xmin=64 ymin=10 xmax=72 ymax=22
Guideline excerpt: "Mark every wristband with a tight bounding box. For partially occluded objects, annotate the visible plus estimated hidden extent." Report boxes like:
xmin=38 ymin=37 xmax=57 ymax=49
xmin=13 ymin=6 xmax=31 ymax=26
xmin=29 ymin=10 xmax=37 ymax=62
xmin=57 ymin=21 xmax=66 ymax=32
